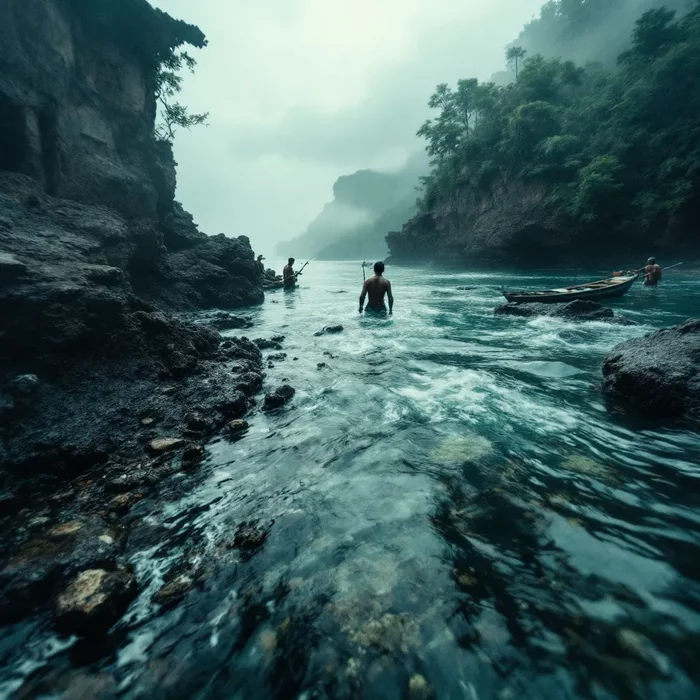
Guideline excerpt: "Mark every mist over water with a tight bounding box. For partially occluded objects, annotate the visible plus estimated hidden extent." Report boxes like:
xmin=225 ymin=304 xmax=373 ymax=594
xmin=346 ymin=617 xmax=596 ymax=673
xmin=4 ymin=263 xmax=699 ymax=698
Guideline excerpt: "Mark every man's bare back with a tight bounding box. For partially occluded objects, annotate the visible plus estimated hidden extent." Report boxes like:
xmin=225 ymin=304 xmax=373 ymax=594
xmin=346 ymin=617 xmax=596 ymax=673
xmin=360 ymin=262 xmax=393 ymax=314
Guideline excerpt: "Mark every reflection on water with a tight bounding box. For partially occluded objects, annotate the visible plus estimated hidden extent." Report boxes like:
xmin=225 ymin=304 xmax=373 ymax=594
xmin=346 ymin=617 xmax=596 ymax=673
xmin=4 ymin=263 xmax=700 ymax=699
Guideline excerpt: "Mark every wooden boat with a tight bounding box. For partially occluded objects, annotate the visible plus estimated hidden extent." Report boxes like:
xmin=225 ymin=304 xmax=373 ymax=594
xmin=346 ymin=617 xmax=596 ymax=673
xmin=502 ymin=273 xmax=639 ymax=304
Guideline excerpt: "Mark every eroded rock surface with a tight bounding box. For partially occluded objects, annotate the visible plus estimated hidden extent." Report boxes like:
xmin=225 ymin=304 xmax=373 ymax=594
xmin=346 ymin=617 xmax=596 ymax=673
xmin=602 ymin=319 xmax=700 ymax=417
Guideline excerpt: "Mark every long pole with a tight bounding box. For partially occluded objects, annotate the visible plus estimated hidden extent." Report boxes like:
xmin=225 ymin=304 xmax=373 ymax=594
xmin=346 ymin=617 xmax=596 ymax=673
xmin=362 ymin=260 xmax=366 ymax=282
xmin=296 ymin=255 xmax=316 ymax=278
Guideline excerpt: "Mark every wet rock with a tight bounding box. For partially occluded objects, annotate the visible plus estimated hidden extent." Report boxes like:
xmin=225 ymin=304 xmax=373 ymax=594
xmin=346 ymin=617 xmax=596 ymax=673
xmin=55 ymin=566 xmax=137 ymax=636
xmin=408 ymin=674 xmax=434 ymax=700
xmin=0 ymin=251 xmax=27 ymax=282
xmin=8 ymin=373 xmax=41 ymax=399
xmin=254 ymin=338 xmax=283 ymax=351
xmin=314 ymin=324 xmax=344 ymax=336
xmin=235 ymin=371 xmax=263 ymax=396
xmin=153 ymin=574 xmax=196 ymax=608
xmin=105 ymin=470 xmax=150 ymax=494
xmin=228 ymin=419 xmax=249 ymax=434
xmin=268 ymin=353 xmax=287 ymax=362
xmin=271 ymin=335 xmax=285 ymax=343
xmin=263 ymin=385 xmax=295 ymax=411
xmin=182 ymin=443 xmax=205 ymax=467
xmin=148 ymin=437 xmax=185 ymax=453
xmin=495 ymin=300 xmax=635 ymax=325
xmin=140 ymin=416 xmax=155 ymax=426
xmin=233 ymin=522 xmax=269 ymax=553
xmin=0 ymin=516 xmax=121 ymax=623
xmin=602 ymin=318 xmax=700 ymax=417
xmin=185 ymin=411 xmax=211 ymax=432
xmin=108 ymin=492 xmax=143 ymax=514
xmin=317 ymin=362 xmax=328 ymax=369
xmin=215 ymin=390 xmax=248 ymax=418
xmin=208 ymin=312 xmax=253 ymax=330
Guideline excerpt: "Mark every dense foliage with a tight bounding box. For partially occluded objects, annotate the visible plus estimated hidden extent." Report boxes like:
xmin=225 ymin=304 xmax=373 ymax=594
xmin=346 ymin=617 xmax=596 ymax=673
xmin=416 ymin=2 xmax=700 ymax=245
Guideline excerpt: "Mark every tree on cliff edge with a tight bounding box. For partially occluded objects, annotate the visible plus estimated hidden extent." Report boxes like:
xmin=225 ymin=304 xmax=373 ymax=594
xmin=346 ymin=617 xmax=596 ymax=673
xmin=154 ymin=49 xmax=209 ymax=143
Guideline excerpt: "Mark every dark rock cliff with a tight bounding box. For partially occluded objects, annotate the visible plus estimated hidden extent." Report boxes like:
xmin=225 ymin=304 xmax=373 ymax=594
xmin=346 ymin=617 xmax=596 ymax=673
xmin=0 ymin=0 xmax=263 ymax=312
xmin=0 ymin=1 xmax=264 ymax=477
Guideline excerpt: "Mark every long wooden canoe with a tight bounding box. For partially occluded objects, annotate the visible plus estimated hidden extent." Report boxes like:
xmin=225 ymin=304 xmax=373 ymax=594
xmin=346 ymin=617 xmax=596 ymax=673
xmin=503 ymin=273 xmax=639 ymax=304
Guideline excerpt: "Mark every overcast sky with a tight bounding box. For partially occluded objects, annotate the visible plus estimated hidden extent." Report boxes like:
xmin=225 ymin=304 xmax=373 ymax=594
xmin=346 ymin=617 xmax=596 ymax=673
xmin=150 ymin=0 xmax=543 ymax=251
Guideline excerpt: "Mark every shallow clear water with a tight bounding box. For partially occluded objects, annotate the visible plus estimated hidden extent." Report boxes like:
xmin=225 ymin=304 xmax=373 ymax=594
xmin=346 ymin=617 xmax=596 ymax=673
xmin=4 ymin=263 xmax=700 ymax=699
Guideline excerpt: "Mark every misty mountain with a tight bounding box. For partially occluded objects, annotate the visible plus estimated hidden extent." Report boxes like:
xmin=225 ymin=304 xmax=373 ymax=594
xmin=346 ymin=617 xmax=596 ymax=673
xmin=493 ymin=0 xmax=691 ymax=83
xmin=276 ymin=153 xmax=426 ymax=260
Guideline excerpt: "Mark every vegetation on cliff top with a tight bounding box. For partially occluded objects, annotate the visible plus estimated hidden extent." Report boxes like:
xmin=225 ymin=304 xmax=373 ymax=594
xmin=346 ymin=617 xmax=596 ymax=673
xmin=413 ymin=1 xmax=700 ymax=252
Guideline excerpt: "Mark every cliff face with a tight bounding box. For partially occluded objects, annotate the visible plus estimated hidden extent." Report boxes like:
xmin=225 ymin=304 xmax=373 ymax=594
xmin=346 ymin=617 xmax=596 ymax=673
xmin=387 ymin=178 xmax=570 ymax=266
xmin=0 ymin=1 xmax=264 ymax=475
xmin=0 ymin=0 xmax=262 ymax=313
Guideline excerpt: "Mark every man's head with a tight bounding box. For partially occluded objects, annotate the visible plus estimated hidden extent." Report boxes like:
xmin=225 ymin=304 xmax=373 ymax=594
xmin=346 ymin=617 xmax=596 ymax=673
xmin=648 ymin=257 xmax=656 ymax=264
xmin=374 ymin=261 xmax=385 ymax=275
xmin=288 ymin=257 xmax=295 ymax=265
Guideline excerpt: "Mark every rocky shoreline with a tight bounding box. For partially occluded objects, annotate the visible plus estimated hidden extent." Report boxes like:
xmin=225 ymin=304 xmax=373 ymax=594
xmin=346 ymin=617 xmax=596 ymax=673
xmin=0 ymin=0 xmax=282 ymax=637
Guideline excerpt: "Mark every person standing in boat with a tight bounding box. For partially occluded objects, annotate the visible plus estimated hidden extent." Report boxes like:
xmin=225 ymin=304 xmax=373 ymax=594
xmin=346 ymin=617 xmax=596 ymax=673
xmin=283 ymin=258 xmax=300 ymax=289
xmin=643 ymin=257 xmax=662 ymax=287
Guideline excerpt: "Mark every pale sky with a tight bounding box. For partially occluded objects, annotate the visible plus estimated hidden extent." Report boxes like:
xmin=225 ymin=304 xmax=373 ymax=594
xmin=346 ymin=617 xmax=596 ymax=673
xmin=150 ymin=0 xmax=543 ymax=251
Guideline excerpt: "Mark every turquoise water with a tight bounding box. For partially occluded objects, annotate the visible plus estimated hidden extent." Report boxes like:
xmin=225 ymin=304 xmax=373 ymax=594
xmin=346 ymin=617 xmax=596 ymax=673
xmin=4 ymin=263 xmax=700 ymax=699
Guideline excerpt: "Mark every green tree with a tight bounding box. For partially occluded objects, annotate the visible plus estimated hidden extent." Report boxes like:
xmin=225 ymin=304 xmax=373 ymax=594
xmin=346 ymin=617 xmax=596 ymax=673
xmin=506 ymin=46 xmax=528 ymax=79
xmin=631 ymin=7 xmax=678 ymax=59
xmin=154 ymin=50 xmax=210 ymax=143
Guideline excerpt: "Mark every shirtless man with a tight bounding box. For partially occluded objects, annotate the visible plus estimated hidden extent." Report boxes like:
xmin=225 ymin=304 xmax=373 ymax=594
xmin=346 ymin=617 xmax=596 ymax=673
xmin=359 ymin=261 xmax=393 ymax=314
xmin=283 ymin=257 xmax=299 ymax=289
xmin=643 ymin=257 xmax=662 ymax=287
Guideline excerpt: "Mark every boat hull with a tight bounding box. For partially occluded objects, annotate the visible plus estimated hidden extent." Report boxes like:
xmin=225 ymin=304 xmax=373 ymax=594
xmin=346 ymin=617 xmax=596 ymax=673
xmin=503 ymin=274 xmax=639 ymax=304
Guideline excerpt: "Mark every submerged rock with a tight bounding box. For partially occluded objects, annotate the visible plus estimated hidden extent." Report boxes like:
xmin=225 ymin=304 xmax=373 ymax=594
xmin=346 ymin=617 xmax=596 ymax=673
xmin=254 ymin=338 xmax=283 ymax=350
xmin=54 ymin=566 xmax=137 ymax=636
xmin=495 ymin=299 xmax=635 ymax=325
xmin=314 ymin=324 xmax=344 ymax=336
xmin=602 ymin=318 xmax=700 ymax=417
xmin=263 ymin=385 xmax=296 ymax=411
xmin=233 ymin=522 xmax=269 ymax=553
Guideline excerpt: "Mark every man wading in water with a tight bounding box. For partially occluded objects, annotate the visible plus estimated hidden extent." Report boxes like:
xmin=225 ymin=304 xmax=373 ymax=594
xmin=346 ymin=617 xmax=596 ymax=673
xmin=643 ymin=257 xmax=662 ymax=287
xmin=359 ymin=261 xmax=393 ymax=314
xmin=283 ymin=257 xmax=300 ymax=290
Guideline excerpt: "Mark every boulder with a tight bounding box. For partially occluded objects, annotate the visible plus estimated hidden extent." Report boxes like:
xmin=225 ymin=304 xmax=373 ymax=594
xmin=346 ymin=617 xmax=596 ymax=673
xmin=263 ymin=385 xmax=296 ymax=411
xmin=602 ymin=319 xmax=700 ymax=417
xmin=495 ymin=300 xmax=635 ymax=325
xmin=54 ymin=566 xmax=137 ymax=636
xmin=0 ymin=516 xmax=121 ymax=623
xmin=314 ymin=324 xmax=344 ymax=336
